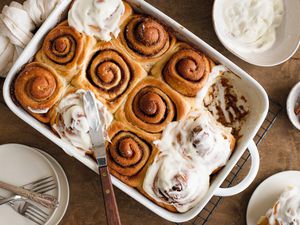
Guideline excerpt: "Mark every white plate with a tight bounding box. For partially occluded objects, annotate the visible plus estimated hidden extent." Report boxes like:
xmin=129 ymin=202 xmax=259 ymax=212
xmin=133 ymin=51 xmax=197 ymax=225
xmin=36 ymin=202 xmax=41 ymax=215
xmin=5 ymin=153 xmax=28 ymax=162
xmin=0 ymin=144 xmax=69 ymax=225
xmin=37 ymin=149 xmax=69 ymax=225
xmin=246 ymin=171 xmax=300 ymax=225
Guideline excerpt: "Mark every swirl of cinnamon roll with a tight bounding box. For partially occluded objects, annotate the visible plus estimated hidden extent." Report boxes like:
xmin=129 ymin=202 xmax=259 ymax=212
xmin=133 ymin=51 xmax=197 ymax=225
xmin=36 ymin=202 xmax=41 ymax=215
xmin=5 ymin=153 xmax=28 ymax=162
xmin=143 ymin=149 xmax=210 ymax=213
xmin=118 ymin=15 xmax=175 ymax=71
xmin=115 ymin=77 xmax=189 ymax=135
xmin=14 ymin=62 xmax=65 ymax=123
xmin=71 ymin=42 xmax=146 ymax=112
xmin=106 ymin=122 xmax=157 ymax=187
xmin=50 ymin=89 xmax=113 ymax=155
xmin=35 ymin=21 xmax=92 ymax=79
xmin=125 ymin=16 xmax=168 ymax=56
xmin=163 ymin=48 xmax=210 ymax=97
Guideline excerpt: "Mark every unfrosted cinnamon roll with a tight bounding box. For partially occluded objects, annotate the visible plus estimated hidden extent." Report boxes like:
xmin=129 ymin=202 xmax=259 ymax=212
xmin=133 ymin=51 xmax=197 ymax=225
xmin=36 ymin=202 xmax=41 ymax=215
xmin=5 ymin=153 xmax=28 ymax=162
xmin=72 ymin=42 xmax=147 ymax=112
xmin=106 ymin=122 xmax=158 ymax=187
xmin=14 ymin=62 xmax=65 ymax=123
xmin=155 ymin=109 xmax=236 ymax=174
xmin=115 ymin=77 xmax=189 ymax=137
xmin=35 ymin=21 xmax=94 ymax=80
xmin=116 ymin=15 xmax=176 ymax=71
xmin=142 ymin=148 xmax=210 ymax=213
xmin=50 ymin=88 xmax=113 ymax=155
xmin=151 ymin=42 xmax=212 ymax=97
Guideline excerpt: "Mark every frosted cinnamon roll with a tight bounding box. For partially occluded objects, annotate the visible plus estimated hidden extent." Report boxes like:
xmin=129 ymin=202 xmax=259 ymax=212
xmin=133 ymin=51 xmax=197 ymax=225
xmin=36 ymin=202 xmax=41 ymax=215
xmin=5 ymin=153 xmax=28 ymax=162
xmin=72 ymin=42 xmax=147 ymax=112
xmin=50 ymin=88 xmax=113 ymax=155
xmin=106 ymin=122 xmax=158 ymax=187
xmin=35 ymin=21 xmax=93 ymax=80
xmin=116 ymin=15 xmax=176 ymax=71
xmin=115 ymin=77 xmax=189 ymax=137
xmin=151 ymin=42 xmax=211 ymax=97
xmin=14 ymin=62 xmax=65 ymax=123
xmin=143 ymin=148 xmax=210 ymax=213
xmin=258 ymin=186 xmax=300 ymax=225
xmin=155 ymin=109 xmax=235 ymax=174
xmin=68 ymin=0 xmax=132 ymax=41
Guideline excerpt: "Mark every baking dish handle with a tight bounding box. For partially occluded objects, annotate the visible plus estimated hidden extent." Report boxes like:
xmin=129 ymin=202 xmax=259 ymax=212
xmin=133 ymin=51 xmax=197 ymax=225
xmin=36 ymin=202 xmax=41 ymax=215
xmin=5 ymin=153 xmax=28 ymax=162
xmin=214 ymin=140 xmax=259 ymax=197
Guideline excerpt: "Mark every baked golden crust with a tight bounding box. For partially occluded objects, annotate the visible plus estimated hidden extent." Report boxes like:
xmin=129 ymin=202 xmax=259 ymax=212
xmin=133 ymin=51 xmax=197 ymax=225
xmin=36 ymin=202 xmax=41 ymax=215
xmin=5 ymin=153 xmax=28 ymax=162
xmin=14 ymin=62 xmax=65 ymax=123
xmin=115 ymin=77 xmax=190 ymax=137
xmin=71 ymin=41 xmax=147 ymax=113
xmin=151 ymin=42 xmax=212 ymax=98
xmin=106 ymin=121 xmax=158 ymax=188
xmin=35 ymin=21 xmax=95 ymax=81
xmin=115 ymin=14 xmax=176 ymax=72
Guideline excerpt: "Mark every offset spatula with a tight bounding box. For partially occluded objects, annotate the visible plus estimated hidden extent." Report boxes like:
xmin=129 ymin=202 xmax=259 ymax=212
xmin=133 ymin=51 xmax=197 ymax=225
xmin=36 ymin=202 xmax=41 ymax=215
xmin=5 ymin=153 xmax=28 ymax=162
xmin=83 ymin=91 xmax=121 ymax=225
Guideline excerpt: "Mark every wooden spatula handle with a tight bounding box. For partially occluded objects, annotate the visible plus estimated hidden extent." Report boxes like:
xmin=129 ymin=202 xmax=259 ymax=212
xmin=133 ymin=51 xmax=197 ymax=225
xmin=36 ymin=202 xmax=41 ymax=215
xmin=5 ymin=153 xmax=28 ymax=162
xmin=99 ymin=166 xmax=121 ymax=225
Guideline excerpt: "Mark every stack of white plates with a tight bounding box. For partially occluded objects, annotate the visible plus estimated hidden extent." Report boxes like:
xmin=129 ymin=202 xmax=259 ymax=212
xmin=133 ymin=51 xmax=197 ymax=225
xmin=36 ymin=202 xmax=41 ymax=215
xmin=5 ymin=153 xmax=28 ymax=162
xmin=0 ymin=144 xmax=69 ymax=225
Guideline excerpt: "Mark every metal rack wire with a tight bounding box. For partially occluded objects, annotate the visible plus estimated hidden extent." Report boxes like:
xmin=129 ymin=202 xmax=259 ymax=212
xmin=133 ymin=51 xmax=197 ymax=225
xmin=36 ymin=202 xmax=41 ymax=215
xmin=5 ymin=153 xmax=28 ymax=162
xmin=176 ymin=99 xmax=283 ymax=225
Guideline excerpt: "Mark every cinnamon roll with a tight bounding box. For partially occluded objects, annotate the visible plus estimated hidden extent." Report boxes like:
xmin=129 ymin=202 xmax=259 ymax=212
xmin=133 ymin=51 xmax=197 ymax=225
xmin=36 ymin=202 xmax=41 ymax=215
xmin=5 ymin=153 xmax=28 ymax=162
xmin=116 ymin=14 xmax=176 ymax=71
xmin=151 ymin=42 xmax=212 ymax=97
xmin=14 ymin=62 xmax=65 ymax=123
xmin=258 ymin=186 xmax=300 ymax=225
xmin=155 ymin=109 xmax=235 ymax=174
xmin=71 ymin=42 xmax=147 ymax=112
xmin=115 ymin=77 xmax=189 ymax=136
xmin=106 ymin=122 xmax=158 ymax=187
xmin=50 ymin=88 xmax=113 ymax=155
xmin=35 ymin=21 xmax=94 ymax=80
xmin=142 ymin=148 xmax=210 ymax=213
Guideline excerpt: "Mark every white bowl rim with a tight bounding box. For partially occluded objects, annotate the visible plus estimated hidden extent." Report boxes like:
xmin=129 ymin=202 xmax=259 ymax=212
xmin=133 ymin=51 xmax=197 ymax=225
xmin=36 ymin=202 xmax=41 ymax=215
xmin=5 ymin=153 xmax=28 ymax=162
xmin=286 ymin=81 xmax=300 ymax=130
xmin=212 ymin=0 xmax=300 ymax=67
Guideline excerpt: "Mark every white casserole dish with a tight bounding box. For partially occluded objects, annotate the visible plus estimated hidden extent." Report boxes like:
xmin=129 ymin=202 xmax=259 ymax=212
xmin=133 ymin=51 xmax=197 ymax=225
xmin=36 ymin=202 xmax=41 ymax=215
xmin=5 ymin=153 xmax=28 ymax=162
xmin=3 ymin=0 xmax=269 ymax=222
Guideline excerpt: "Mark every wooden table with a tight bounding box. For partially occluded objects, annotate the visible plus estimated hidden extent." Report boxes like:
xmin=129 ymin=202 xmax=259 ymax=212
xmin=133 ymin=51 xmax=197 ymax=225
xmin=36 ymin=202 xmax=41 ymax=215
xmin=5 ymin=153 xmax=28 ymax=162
xmin=0 ymin=0 xmax=299 ymax=224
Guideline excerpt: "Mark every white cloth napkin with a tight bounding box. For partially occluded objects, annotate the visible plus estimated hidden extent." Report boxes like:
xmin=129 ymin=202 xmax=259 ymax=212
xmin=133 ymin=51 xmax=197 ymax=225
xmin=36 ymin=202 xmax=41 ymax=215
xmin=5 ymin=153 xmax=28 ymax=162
xmin=0 ymin=0 xmax=61 ymax=78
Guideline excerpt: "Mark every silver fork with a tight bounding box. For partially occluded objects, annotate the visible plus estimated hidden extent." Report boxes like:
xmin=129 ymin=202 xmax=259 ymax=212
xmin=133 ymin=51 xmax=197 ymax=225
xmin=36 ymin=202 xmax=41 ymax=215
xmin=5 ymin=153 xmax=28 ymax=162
xmin=0 ymin=176 xmax=57 ymax=205
xmin=0 ymin=176 xmax=57 ymax=224
xmin=9 ymin=200 xmax=49 ymax=225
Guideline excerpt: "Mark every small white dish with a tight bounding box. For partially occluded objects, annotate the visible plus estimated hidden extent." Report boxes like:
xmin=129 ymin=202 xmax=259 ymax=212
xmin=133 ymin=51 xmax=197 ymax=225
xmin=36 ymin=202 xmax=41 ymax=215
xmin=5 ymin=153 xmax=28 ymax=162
xmin=213 ymin=0 xmax=300 ymax=67
xmin=246 ymin=171 xmax=300 ymax=225
xmin=287 ymin=81 xmax=300 ymax=130
xmin=0 ymin=144 xmax=69 ymax=225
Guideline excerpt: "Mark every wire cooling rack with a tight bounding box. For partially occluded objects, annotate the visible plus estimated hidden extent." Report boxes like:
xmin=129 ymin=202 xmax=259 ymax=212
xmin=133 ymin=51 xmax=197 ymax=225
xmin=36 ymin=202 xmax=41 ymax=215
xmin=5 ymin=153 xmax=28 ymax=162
xmin=176 ymin=99 xmax=283 ymax=225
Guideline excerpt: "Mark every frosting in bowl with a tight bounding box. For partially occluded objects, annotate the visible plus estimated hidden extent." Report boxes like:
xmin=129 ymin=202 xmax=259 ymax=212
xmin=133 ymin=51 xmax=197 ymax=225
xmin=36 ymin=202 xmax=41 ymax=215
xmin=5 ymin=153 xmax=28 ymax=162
xmin=223 ymin=0 xmax=284 ymax=53
xmin=68 ymin=0 xmax=125 ymax=41
xmin=53 ymin=89 xmax=113 ymax=153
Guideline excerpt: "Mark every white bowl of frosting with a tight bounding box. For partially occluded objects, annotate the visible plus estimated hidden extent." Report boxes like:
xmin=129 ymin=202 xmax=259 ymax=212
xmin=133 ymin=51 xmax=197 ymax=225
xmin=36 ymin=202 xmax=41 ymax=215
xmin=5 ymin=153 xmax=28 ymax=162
xmin=213 ymin=0 xmax=300 ymax=67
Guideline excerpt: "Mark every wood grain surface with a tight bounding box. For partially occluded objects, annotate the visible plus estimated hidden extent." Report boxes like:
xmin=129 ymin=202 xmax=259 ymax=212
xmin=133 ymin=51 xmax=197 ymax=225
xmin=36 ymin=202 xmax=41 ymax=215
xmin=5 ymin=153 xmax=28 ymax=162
xmin=0 ymin=0 xmax=299 ymax=225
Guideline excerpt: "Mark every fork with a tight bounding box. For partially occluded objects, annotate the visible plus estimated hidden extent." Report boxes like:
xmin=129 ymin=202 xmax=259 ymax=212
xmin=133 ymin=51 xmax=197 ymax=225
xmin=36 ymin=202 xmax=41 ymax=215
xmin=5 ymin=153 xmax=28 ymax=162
xmin=0 ymin=176 xmax=56 ymax=224
xmin=0 ymin=176 xmax=57 ymax=205
xmin=9 ymin=199 xmax=49 ymax=225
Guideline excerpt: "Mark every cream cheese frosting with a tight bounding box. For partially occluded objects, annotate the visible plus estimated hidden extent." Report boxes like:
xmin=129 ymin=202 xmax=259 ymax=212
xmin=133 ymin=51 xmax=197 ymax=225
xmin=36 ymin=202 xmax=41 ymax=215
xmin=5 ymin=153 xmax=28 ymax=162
xmin=265 ymin=186 xmax=300 ymax=225
xmin=143 ymin=148 xmax=210 ymax=213
xmin=155 ymin=109 xmax=233 ymax=174
xmin=53 ymin=89 xmax=113 ymax=153
xmin=143 ymin=109 xmax=233 ymax=212
xmin=223 ymin=0 xmax=284 ymax=53
xmin=68 ymin=0 xmax=125 ymax=41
